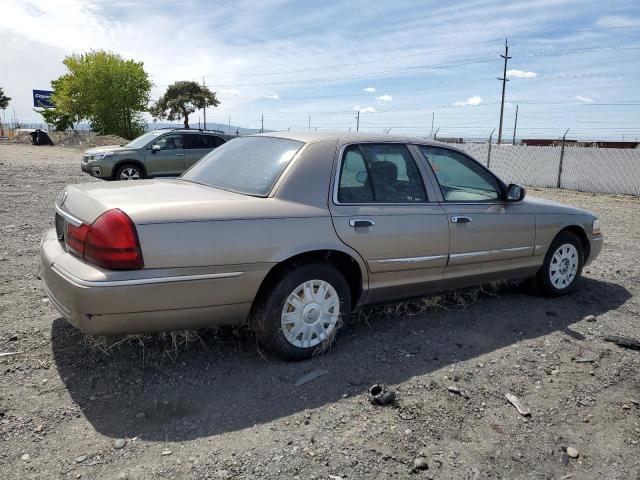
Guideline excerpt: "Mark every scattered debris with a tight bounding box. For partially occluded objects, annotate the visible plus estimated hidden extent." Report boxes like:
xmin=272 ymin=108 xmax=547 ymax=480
xmin=566 ymin=446 xmax=580 ymax=459
xmin=584 ymin=315 xmax=596 ymax=322
xmin=0 ymin=351 xmax=22 ymax=358
xmin=113 ymin=438 xmax=126 ymax=449
xmin=294 ymin=369 xmax=329 ymax=387
xmin=21 ymin=453 xmax=30 ymax=461
xmin=75 ymin=455 xmax=87 ymax=464
xmin=572 ymin=354 xmax=598 ymax=363
xmin=504 ymin=393 xmax=531 ymax=417
xmin=368 ymin=383 xmax=396 ymax=406
xmin=413 ymin=457 xmax=429 ymax=471
xmin=604 ymin=335 xmax=640 ymax=351
xmin=161 ymin=449 xmax=173 ymax=456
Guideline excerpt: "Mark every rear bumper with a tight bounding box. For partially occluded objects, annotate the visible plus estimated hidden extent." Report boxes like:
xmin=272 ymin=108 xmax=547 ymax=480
xmin=40 ymin=229 xmax=268 ymax=335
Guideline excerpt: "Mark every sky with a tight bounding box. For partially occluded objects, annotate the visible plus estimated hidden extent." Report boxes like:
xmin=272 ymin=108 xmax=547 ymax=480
xmin=1 ymin=0 xmax=639 ymax=140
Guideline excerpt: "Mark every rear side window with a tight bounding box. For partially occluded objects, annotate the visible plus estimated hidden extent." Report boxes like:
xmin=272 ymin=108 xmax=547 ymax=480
xmin=185 ymin=134 xmax=210 ymax=149
xmin=337 ymin=144 xmax=427 ymax=203
xmin=182 ymin=137 xmax=303 ymax=196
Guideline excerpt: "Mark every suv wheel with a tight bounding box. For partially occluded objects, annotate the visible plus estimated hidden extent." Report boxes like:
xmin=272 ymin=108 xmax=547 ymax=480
xmin=250 ymin=263 xmax=351 ymax=360
xmin=115 ymin=164 xmax=144 ymax=181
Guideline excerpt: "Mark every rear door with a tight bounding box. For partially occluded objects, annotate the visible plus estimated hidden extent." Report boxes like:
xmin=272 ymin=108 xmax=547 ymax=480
xmin=184 ymin=134 xmax=226 ymax=169
xmin=145 ymin=133 xmax=185 ymax=176
xmin=329 ymin=142 xmax=449 ymax=303
xmin=417 ymin=145 xmax=535 ymax=286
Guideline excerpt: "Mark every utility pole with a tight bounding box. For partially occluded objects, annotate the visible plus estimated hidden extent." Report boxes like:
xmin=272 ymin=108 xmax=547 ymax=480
xmin=202 ymin=77 xmax=207 ymax=131
xmin=356 ymin=111 xmax=360 ymax=132
xmin=497 ymin=38 xmax=511 ymax=144
xmin=512 ymin=104 xmax=519 ymax=145
xmin=430 ymin=112 xmax=435 ymax=138
xmin=434 ymin=127 xmax=440 ymax=141
xmin=308 ymin=115 xmax=311 ymax=132
xmin=228 ymin=116 xmax=231 ymax=134
xmin=261 ymin=114 xmax=264 ymax=133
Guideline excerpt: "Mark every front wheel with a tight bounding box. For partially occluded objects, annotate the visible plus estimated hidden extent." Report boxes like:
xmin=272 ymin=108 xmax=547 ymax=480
xmin=250 ymin=263 xmax=351 ymax=360
xmin=115 ymin=163 xmax=144 ymax=181
xmin=535 ymin=231 xmax=584 ymax=296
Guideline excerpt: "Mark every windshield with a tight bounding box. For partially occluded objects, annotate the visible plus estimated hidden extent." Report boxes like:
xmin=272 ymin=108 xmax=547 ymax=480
xmin=125 ymin=130 xmax=166 ymax=149
xmin=181 ymin=136 xmax=304 ymax=196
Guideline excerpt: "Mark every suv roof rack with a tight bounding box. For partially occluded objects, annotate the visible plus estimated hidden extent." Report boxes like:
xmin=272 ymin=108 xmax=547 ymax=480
xmin=153 ymin=127 xmax=229 ymax=134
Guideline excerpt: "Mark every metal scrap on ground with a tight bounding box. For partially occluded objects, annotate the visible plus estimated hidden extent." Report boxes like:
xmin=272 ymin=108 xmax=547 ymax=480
xmin=505 ymin=393 xmax=531 ymax=417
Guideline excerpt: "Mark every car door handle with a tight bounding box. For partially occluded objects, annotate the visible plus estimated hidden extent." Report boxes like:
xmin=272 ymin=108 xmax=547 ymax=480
xmin=349 ymin=218 xmax=375 ymax=228
xmin=451 ymin=216 xmax=472 ymax=224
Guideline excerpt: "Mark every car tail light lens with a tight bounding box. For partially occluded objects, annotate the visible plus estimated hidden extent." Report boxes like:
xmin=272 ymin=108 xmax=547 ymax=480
xmin=64 ymin=209 xmax=144 ymax=270
xmin=65 ymin=222 xmax=90 ymax=257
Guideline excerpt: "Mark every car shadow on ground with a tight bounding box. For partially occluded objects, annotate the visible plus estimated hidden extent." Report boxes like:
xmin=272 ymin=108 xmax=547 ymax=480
xmin=51 ymin=277 xmax=630 ymax=442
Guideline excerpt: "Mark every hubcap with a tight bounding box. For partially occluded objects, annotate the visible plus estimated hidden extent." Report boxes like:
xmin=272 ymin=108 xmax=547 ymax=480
xmin=281 ymin=279 xmax=340 ymax=349
xmin=120 ymin=167 xmax=140 ymax=180
xmin=549 ymin=243 xmax=579 ymax=289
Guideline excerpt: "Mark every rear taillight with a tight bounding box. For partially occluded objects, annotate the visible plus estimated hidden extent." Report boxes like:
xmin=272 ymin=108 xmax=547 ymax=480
xmin=64 ymin=209 xmax=144 ymax=270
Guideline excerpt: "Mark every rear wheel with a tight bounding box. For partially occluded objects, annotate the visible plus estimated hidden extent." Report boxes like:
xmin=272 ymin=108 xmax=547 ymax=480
xmin=250 ymin=263 xmax=351 ymax=360
xmin=115 ymin=163 xmax=144 ymax=181
xmin=535 ymin=231 xmax=584 ymax=296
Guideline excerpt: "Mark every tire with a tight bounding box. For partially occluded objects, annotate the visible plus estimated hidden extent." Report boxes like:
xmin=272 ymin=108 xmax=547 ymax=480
xmin=114 ymin=163 xmax=144 ymax=181
xmin=250 ymin=263 xmax=351 ymax=361
xmin=535 ymin=231 xmax=584 ymax=297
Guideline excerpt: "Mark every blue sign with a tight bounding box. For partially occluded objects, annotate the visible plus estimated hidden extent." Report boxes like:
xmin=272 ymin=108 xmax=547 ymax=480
xmin=33 ymin=90 xmax=54 ymax=108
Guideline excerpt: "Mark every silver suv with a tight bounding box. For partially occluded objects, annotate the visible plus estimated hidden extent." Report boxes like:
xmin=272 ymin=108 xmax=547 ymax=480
xmin=81 ymin=129 xmax=234 ymax=180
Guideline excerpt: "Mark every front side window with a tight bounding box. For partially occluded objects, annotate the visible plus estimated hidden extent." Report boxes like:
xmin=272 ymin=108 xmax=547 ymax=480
xmin=153 ymin=134 xmax=183 ymax=150
xmin=182 ymin=136 xmax=303 ymax=196
xmin=337 ymin=144 xmax=427 ymax=203
xmin=419 ymin=146 xmax=501 ymax=202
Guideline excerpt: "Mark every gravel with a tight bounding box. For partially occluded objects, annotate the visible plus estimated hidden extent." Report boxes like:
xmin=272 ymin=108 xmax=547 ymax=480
xmin=1 ymin=144 xmax=640 ymax=479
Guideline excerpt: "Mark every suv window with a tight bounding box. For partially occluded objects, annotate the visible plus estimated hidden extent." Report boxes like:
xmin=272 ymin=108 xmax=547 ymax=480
xmin=419 ymin=146 xmax=501 ymax=202
xmin=337 ymin=144 xmax=427 ymax=203
xmin=153 ymin=134 xmax=183 ymax=150
xmin=185 ymin=134 xmax=210 ymax=149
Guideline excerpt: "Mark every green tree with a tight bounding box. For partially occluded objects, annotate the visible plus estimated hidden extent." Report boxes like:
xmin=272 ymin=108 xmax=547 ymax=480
xmin=38 ymin=107 xmax=77 ymax=132
xmin=150 ymin=81 xmax=220 ymax=129
xmin=0 ymin=87 xmax=10 ymax=111
xmin=48 ymin=51 xmax=151 ymax=139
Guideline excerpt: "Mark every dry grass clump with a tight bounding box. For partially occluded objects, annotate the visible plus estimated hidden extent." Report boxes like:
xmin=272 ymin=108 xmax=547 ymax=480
xmin=83 ymin=329 xmax=208 ymax=361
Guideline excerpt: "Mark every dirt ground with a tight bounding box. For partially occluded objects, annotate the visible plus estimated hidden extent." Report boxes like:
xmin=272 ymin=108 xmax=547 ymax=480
xmin=1 ymin=144 xmax=639 ymax=480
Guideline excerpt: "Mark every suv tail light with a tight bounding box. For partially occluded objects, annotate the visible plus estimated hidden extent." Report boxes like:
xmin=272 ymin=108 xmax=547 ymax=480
xmin=64 ymin=209 xmax=144 ymax=270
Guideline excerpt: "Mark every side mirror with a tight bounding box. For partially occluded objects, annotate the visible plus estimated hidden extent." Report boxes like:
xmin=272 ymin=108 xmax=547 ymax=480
xmin=506 ymin=183 xmax=526 ymax=202
xmin=151 ymin=144 xmax=161 ymax=153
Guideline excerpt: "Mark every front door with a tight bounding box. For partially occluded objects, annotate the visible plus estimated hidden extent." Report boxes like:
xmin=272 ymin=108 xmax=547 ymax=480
xmin=417 ymin=145 xmax=535 ymax=286
xmin=146 ymin=133 xmax=185 ymax=176
xmin=329 ymin=142 xmax=450 ymax=303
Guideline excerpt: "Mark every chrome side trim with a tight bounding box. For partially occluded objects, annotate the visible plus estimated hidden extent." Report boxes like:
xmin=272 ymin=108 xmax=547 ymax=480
xmin=534 ymin=244 xmax=545 ymax=254
xmin=55 ymin=204 xmax=83 ymax=227
xmin=51 ymin=264 xmax=244 ymax=288
xmin=373 ymin=254 xmax=447 ymax=264
xmin=450 ymin=246 xmax=531 ymax=259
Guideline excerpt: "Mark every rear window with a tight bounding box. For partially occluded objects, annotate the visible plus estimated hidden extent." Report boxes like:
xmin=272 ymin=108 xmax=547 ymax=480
xmin=181 ymin=136 xmax=304 ymax=196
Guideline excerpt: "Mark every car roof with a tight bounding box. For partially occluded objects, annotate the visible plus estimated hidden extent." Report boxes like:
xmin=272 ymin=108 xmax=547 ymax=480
xmin=155 ymin=128 xmax=232 ymax=137
xmin=254 ymin=130 xmax=454 ymax=148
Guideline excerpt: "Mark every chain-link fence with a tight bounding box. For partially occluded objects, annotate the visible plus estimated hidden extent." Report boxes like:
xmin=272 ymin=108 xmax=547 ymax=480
xmin=456 ymin=143 xmax=640 ymax=196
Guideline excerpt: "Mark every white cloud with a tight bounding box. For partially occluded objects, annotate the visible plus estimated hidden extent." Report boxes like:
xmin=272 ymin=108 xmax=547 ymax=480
xmin=575 ymin=95 xmax=594 ymax=103
xmin=596 ymin=15 xmax=638 ymax=28
xmin=354 ymin=105 xmax=376 ymax=113
xmin=219 ymin=88 xmax=240 ymax=96
xmin=453 ymin=96 xmax=483 ymax=107
xmin=507 ymin=69 xmax=538 ymax=78
xmin=363 ymin=87 xmax=376 ymax=92
xmin=375 ymin=94 xmax=392 ymax=103
xmin=264 ymin=93 xmax=280 ymax=100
